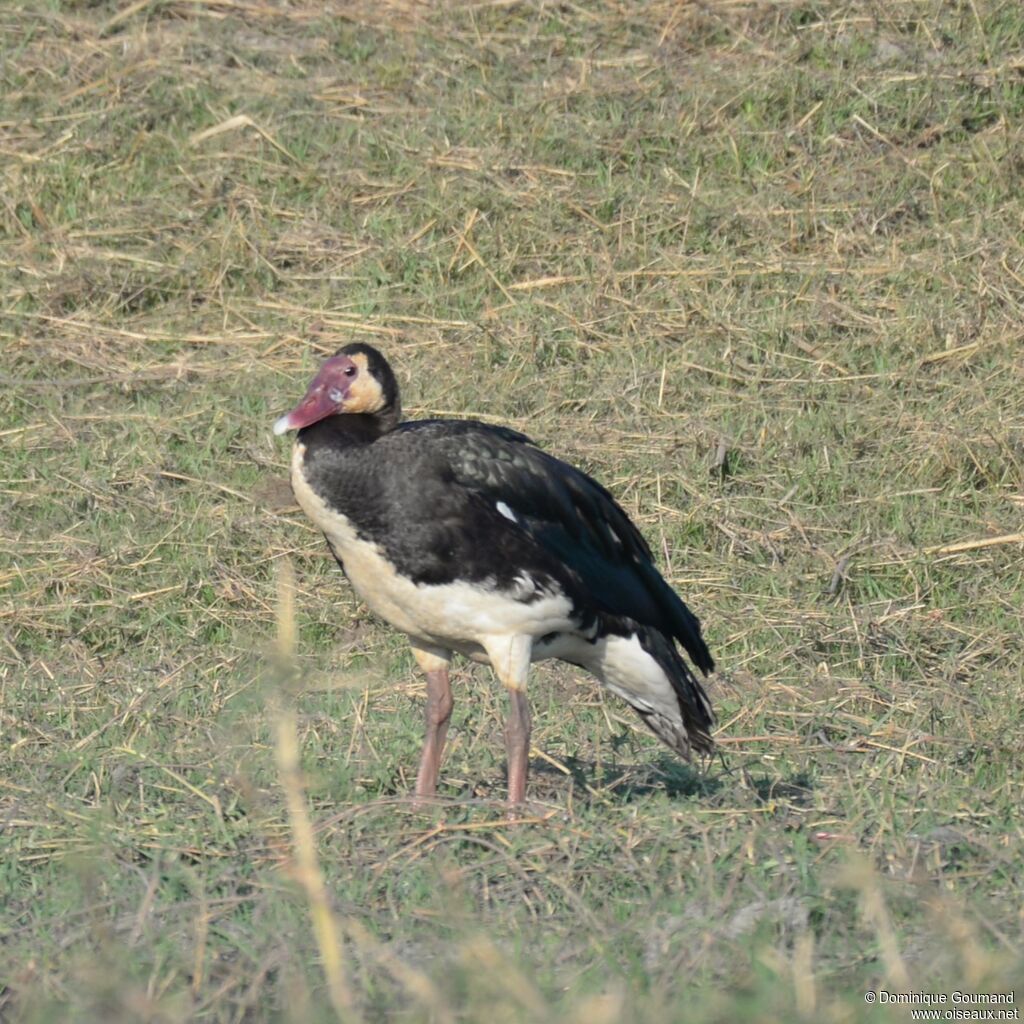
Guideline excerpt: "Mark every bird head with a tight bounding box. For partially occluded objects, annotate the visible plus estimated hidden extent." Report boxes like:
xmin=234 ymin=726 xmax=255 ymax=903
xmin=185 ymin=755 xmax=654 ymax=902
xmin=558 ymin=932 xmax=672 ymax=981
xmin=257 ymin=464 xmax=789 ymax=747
xmin=273 ymin=343 xmax=400 ymax=435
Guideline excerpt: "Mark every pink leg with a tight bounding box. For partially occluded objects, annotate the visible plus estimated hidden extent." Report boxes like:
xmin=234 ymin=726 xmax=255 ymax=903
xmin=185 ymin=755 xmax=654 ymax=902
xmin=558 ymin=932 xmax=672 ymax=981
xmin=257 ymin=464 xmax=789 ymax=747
xmin=412 ymin=646 xmax=453 ymax=800
xmin=482 ymin=635 xmax=534 ymax=808
xmin=505 ymin=688 xmax=532 ymax=807
xmin=414 ymin=666 xmax=453 ymax=798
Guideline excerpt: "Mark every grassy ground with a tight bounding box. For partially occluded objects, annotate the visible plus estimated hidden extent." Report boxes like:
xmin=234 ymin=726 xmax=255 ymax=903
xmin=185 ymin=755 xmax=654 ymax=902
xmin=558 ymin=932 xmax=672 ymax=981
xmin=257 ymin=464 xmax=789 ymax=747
xmin=2 ymin=0 xmax=1023 ymax=1020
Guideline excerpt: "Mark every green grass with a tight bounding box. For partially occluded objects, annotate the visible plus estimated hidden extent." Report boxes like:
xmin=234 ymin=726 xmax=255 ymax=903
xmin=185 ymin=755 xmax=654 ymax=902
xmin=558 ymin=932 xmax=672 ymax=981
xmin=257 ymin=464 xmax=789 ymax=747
xmin=2 ymin=0 xmax=1023 ymax=1020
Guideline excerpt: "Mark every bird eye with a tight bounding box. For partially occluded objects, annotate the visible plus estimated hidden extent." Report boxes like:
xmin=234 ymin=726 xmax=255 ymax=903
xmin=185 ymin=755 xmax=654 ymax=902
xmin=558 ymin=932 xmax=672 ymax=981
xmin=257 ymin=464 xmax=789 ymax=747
xmin=344 ymin=366 xmax=357 ymax=377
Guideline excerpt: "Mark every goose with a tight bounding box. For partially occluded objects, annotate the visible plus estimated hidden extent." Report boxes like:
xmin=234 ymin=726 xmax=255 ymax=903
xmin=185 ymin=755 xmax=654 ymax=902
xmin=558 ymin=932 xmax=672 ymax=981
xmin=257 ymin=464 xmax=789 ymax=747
xmin=273 ymin=343 xmax=714 ymax=804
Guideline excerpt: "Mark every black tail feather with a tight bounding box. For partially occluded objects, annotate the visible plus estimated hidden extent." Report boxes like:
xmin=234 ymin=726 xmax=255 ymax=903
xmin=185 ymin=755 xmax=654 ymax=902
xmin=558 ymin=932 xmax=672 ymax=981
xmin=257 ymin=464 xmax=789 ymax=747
xmin=653 ymin=569 xmax=715 ymax=677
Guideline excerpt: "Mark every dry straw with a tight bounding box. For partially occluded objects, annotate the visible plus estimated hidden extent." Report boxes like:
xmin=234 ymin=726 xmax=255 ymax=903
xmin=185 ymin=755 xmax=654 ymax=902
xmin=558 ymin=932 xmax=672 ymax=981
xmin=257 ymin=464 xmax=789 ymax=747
xmin=273 ymin=556 xmax=360 ymax=1021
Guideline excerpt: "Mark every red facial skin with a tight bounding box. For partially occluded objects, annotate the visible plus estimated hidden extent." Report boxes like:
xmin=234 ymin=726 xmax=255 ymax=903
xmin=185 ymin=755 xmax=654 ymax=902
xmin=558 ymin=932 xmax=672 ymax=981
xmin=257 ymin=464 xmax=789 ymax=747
xmin=273 ymin=355 xmax=358 ymax=435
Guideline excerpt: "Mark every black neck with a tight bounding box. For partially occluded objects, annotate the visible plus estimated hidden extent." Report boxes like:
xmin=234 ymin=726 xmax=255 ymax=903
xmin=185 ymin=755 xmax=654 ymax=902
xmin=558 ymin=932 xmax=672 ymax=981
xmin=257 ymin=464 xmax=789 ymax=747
xmin=298 ymin=410 xmax=398 ymax=449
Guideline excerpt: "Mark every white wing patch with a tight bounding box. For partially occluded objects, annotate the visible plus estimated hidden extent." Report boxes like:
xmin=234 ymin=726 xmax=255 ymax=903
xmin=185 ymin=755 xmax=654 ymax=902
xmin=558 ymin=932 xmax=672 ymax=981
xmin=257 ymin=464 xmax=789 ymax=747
xmin=495 ymin=500 xmax=517 ymax=523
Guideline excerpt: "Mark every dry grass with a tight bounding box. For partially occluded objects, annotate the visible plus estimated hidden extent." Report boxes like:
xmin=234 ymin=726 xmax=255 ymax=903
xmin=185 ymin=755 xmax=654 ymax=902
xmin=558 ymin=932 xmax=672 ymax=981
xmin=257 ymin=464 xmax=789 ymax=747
xmin=2 ymin=0 xmax=1023 ymax=1020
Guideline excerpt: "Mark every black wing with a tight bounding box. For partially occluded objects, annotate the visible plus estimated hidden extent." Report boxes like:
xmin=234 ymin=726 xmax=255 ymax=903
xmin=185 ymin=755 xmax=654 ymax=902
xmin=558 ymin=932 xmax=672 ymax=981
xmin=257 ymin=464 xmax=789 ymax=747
xmin=403 ymin=419 xmax=714 ymax=676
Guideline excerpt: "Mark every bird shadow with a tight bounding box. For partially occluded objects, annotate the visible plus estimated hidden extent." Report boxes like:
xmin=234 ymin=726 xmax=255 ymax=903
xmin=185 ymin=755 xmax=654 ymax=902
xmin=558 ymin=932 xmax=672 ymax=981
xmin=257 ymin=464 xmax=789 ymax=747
xmin=530 ymin=751 xmax=723 ymax=804
xmin=529 ymin=752 xmax=817 ymax=809
xmin=741 ymin=771 xmax=816 ymax=807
